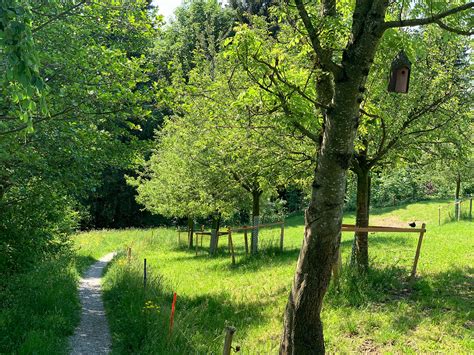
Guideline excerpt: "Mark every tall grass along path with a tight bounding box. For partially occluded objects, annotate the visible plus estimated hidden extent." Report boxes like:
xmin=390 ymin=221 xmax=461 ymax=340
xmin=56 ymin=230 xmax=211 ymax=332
xmin=69 ymin=252 xmax=116 ymax=354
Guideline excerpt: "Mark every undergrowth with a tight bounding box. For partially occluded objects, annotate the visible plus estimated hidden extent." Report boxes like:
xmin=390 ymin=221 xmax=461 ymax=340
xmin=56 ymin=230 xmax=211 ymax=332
xmin=0 ymin=257 xmax=79 ymax=354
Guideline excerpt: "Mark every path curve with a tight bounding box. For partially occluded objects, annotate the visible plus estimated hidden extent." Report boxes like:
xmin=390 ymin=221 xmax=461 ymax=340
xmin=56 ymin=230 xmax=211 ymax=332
xmin=69 ymin=252 xmax=115 ymax=355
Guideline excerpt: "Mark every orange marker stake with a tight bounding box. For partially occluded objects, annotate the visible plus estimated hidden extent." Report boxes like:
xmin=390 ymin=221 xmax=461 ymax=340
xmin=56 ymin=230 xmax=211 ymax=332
xmin=169 ymin=292 xmax=177 ymax=335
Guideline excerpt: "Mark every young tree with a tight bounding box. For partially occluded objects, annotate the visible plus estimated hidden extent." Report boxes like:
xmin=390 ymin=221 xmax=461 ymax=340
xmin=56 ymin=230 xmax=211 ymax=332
xmin=349 ymin=28 xmax=472 ymax=269
xmin=134 ymin=55 xmax=314 ymax=253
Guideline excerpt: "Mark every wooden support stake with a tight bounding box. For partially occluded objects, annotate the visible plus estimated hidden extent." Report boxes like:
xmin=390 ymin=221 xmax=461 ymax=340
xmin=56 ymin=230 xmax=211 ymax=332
xmin=470 ymin=198 xmax=472 ymax=220
xmin=195 ymin=233 xmax=198 ymax=256
xmin=178 ymin=229 xmax=181 ymax=246
xmin=457 ymin=201 xmax=461 ymax=221
xmin=410 ymin=223 xmax=426 ymax=282
xmin=223 ymin=326 xmax=236 ymax=355
xmin=280 ymin=222 xmax=285 ymax=251
xmin=228 ymin=232 xmax=231 ymax=254
xmin=244 ymin=228 xmax=249 ymax=255
xmin=228 ymin=228 xmax=235 ymax=266
xmin=438 ymin=207 xmax=441 ymax=226
xmin=143 ymin=258 xmax=147 ymax=289
xmin=127 ymin=247 xmax=131 ymax=264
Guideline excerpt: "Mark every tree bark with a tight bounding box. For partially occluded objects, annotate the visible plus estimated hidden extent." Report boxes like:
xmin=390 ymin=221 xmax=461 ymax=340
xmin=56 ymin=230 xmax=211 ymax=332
xmin=209 ymin=212 xmax=221 ymax=256
xmin=351 ymin=166 xmax=370 ymax=270
xmin=251 ymin=189 xmax=262 ymax=254
xmin=455 ymin=172 xmax=461 ymax=217
xmin=280 ymin=2 xmax=388 ymax=353
xmin=187 ymin=217 xmax=194 ymax=248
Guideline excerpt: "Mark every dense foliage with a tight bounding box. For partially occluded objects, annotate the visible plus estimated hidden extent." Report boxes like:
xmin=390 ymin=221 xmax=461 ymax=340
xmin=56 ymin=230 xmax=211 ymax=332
xmin=1 ymin=1 xmax=158 ymax=352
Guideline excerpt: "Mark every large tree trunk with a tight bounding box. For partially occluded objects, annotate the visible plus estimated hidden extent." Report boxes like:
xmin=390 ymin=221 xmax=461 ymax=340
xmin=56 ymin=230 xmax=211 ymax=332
xmin=280 ymin=92 xmax=359 ymax=354
xmin=251 ymin=189 xmax=262 ymax=254
xmin=187 ymin=217 xmax=194 ymax=248
xmin=352 ymin=167 xmax=370 ymax=270
xmin=280 ymin=2 xmax=388 ymax=353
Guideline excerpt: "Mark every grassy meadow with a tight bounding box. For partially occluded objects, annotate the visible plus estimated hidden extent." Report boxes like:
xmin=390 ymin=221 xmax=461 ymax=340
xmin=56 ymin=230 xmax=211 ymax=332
xmin=73 ymin=200 xmax=473 ymax=354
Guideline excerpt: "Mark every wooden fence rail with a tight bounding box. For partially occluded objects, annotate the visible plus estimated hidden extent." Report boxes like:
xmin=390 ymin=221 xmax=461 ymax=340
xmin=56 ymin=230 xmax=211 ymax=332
xmin=189 ymin=221 xmax=285 ymax=264
xmin=341 ymin=223 xmax=427 ymax=281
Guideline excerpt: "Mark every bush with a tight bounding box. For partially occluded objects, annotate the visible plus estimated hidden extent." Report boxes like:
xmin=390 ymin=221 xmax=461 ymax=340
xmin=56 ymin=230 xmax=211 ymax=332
xmin=0 ymin=185 xmax=79 ymax=276
xmin=344 ymin=166 xmax=457 ymax=211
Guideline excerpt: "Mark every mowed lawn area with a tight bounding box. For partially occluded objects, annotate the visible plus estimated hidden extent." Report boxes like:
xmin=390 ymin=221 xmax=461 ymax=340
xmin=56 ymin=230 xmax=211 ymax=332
xmin=74 ymin=200 xmax=473 ymax=354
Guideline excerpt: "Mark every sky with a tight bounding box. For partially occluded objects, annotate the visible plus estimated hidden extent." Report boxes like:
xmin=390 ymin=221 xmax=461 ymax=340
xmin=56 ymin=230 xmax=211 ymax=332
xmin=151 ymin=0 xmax=181 ymax=21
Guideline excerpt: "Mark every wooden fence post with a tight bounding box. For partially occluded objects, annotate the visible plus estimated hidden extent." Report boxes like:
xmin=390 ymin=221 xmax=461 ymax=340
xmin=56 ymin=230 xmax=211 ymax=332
xmin=279 ymin=222 xmax=285 ymax=251
xmin=223 ymin=326 xmax=236 ymax=355
xmin=195 ymin=234 xmax=198 ymax=256
xmin=410 ymin=223 xmax=426 ymax=282
xmin=178 ymin=228 xmax=181 ymax=246
xmin=470 ymin=197 xmax=472 ymax=220
xmin=438 ymin=207 xmax=441 ymax=226
xmin=127 ymin=247 xmax=131 ymax=264
xmin=228 ymin=228 xmax=235 ymax=266
xmin=143 ymin=258 xmax=147 ymax=289
xmin=244 ymin=228 xmax=249 ymax=255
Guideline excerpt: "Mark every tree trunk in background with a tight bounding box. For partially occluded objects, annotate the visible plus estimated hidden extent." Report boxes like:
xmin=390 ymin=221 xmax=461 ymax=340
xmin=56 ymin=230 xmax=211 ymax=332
xmin=187 ymin=217 xmax=194 ymax=248
xmin=280 ymin=2 xmax=388 ymax=352
xmin=251 ymin=190 xmax=262 ymax=254
xmin=209 ymin=212 xmax=220 ymax=255
xmin=350 ymin=166 xmax=370 ymax=270
xmin=455 ymin=172 xmax=461 ymax=217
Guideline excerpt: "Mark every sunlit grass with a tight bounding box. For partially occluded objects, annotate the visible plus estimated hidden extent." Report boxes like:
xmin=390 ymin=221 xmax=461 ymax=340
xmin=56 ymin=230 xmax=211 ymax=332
xmin=75 ymin=200 xmax=473 ymax=353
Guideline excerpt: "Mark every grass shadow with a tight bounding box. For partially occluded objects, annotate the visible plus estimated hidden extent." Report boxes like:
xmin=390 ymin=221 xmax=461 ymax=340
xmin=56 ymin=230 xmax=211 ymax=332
xmin=340 ymin=234 xmax=413 ymax=249
xmin=229 ymin=248 xmax=301 ymax=272
xmin=102 ymin=257 xmax=269 ymax=354
xmin=74 ymin=254 xmax=97 ymax=275
xmin=328 ymin=264 xmax=473 ymax=336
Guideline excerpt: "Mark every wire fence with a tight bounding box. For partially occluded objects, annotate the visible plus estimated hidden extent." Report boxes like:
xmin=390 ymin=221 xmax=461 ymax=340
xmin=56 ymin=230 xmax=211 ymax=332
xmin=437 ymin=196 xmax=473 ymax=225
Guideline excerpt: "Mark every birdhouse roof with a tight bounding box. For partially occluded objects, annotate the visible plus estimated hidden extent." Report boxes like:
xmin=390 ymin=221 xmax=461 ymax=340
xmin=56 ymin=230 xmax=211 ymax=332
xmin=391 ymin=50 xmax=411 ymax=70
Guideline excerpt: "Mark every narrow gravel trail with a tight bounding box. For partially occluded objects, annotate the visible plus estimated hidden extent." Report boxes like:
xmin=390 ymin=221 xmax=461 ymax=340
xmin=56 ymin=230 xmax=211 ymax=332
xmin=69 ymin=252 xmax=115 ymax=355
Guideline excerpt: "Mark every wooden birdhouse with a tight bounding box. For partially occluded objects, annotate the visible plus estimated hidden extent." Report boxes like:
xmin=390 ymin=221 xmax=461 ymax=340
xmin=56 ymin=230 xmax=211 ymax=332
xmin=388 ymin=51 xmax=411 ymax=93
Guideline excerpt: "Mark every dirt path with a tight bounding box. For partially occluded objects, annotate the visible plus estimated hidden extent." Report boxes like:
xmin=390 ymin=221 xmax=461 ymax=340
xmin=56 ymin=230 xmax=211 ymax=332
xmin=69 ymin=252 xmax=115 ymax=355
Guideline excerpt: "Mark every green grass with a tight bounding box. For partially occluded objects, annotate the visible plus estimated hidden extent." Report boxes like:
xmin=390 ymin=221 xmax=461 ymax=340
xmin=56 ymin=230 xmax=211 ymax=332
xmin=0 ymin=256 xmax=80 ymax=354
xmin=75 ymin=200 xmax=474 ymax=353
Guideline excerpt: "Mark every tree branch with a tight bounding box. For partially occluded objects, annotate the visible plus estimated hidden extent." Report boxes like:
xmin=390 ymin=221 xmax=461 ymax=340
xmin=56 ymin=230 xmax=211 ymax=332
xmin=291 ymin=120 xmax=319 ymax=143
xmin=252 ymin=55 xmax=329 ymax=110
xmin=293 ymin=0 xmax=342 ymax=78
xmin=383 ymin=2 xmax=474 ymax=30
xmin=434 ymin=20 xmax=474 ymax=36
xmin=32 ymin=1 xmax=88 ymax=33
